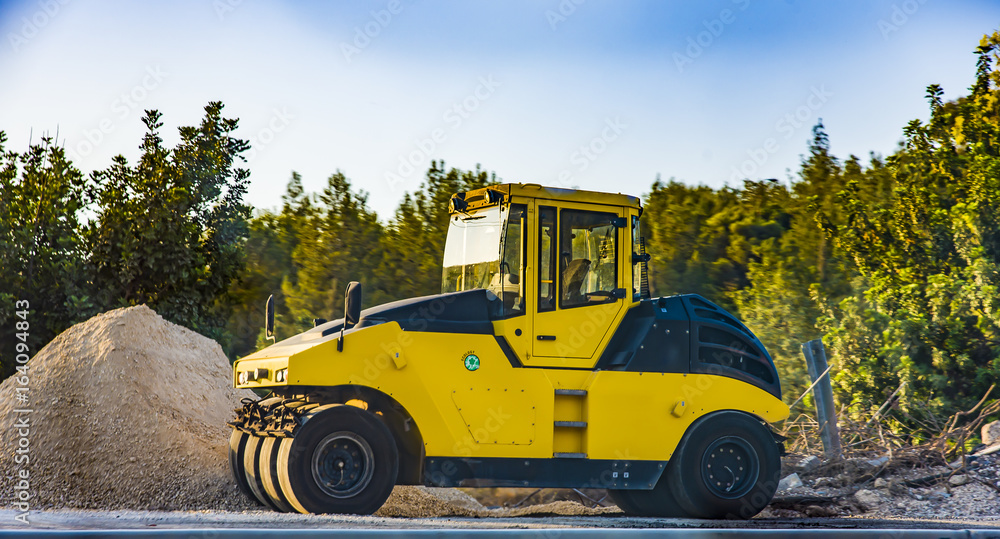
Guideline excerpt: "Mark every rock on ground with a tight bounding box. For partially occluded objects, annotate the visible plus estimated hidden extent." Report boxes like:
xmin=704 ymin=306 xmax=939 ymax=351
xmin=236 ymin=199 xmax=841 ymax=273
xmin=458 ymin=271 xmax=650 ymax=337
xmin=778 ymin=473 xmax=803 ymax=491
xmin=854 ymin=489 xmax=882 ymax=507
xmin=983 ymin=420 xmax=1000 ymax=446
xmin=798 ymin=455 xmax=821 ymax=473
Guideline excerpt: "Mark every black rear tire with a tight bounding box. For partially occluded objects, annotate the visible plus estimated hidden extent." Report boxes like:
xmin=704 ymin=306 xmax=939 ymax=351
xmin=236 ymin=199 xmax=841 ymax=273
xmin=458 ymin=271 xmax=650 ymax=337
xmin=608 ymin=489 xmax=642 ymax=514
xmin=610 ymin=479 xmax=689 ymax=517
xmin=277 ymin=405 xmax=398 ymax=515
xmin=666 ymin=411 xmax=780 ymax=519
xmin=229 ymin=429 xmax=260 ymax=505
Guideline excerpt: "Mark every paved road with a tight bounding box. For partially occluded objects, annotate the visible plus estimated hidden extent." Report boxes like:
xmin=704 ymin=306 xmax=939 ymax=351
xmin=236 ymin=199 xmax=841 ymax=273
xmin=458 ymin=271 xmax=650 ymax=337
xmin=2 ymin=530 xmax=1000 ymax=539
xmin=1 ymin=509 xmax=1000 ymax=537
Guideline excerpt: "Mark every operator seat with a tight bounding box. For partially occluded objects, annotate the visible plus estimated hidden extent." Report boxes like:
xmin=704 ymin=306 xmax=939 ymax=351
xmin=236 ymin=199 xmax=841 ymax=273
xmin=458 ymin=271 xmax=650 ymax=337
xmin=562 ymin=259 xmax=591 ymax=305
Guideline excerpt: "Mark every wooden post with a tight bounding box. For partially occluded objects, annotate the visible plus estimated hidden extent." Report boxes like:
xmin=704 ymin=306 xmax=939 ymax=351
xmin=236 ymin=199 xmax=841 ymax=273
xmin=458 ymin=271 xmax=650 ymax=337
xmin=802 ymin=339 xmax=842 ymax=458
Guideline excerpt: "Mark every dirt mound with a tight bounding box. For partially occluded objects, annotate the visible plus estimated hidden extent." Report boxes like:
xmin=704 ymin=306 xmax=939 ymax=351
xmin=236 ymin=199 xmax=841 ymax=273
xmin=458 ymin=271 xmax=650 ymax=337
xmin=377 ymin=486 xmax=485 ymax=518
xmin=0 ymin=305 xmax=256 ymax=510
xmin=499 ymin=500 xmax=620 ymax=517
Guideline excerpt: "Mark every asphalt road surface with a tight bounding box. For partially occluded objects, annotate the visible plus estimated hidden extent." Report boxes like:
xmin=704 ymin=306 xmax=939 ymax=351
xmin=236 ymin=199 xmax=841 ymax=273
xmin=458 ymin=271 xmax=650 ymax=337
xmin=1 ymin=509 xmax=1000 ymax=538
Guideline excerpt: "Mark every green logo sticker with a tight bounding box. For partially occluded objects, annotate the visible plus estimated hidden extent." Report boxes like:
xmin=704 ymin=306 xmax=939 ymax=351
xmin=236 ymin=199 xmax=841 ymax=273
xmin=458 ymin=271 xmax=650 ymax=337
xmin=464 ymin=353 xmax=480 ymax=371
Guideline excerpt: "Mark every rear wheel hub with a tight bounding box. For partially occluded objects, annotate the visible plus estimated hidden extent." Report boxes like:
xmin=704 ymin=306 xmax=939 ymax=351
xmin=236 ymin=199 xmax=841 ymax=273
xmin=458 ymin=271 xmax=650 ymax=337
xmin=701 ymin=435 xmax=759 ymax=499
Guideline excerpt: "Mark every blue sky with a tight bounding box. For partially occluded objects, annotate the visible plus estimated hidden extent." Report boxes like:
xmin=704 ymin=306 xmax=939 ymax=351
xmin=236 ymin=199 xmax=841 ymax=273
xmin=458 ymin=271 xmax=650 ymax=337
xmin=1 ymin=0 xmax=998 ymax=218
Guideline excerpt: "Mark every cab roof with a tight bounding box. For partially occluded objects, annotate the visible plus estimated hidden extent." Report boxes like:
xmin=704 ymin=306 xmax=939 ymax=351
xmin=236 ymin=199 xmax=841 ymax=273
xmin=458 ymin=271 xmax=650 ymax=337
xmin=454 ymin=183 xmax=642 ymax=213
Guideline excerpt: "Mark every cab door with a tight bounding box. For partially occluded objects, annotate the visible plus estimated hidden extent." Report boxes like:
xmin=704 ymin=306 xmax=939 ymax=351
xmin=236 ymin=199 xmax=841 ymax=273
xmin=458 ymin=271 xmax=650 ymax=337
xmin=490 ymin=200 xmax=533 ymax=363
xmin=530 ymin=202 xmax=628 ymax=366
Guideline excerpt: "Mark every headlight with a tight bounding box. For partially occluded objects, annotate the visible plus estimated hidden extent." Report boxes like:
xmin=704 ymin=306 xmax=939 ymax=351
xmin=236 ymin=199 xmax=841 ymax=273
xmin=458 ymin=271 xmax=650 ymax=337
xmin=275 ymin=368 xmax=288 ymax=383
xmin=237 ymin=370 xmax=248 ymax=385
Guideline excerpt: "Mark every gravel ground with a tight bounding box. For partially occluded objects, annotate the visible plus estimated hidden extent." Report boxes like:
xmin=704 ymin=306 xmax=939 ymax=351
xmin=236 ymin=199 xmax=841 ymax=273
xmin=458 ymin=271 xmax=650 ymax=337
xmin=764 ymin=450 xmax=1000 ymax=521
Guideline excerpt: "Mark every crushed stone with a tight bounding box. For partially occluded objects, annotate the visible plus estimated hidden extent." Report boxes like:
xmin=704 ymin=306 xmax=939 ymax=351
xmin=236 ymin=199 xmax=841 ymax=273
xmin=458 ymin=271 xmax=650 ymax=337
xmin=0 ymin=306 xmax=257 ymax=511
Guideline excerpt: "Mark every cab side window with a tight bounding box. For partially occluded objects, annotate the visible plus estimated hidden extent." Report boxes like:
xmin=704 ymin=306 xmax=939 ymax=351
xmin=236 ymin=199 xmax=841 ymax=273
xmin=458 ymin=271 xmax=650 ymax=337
xmin=538 ymin=206 xmax=556 ymax=312
xmin=559 ymin=210 xmax=618 ymax=308
xmin=495 ymin=204 xmax=526 ymax=317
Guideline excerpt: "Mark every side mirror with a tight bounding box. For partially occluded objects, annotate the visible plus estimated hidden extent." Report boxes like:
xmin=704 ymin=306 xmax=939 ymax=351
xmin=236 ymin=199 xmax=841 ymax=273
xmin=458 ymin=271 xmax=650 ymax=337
xmin=338 ymin=281 xmax=362 ymax=352
xmin=265 ymin=294 xmax=276 ymax=342
xmin=345 ymin=281 xmax=362 ymax=329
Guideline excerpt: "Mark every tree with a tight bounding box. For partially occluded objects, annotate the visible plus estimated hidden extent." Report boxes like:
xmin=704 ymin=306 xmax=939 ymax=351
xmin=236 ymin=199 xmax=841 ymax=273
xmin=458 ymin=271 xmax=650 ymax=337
xmin=735 ymin=122 xmax=855 ymax=401
xmin=226 ymin=173 xmax=312 ymax=358
xmin=0 ymin=133 xmax=89 ymax=379
xmin=85 ymin=102 xmax=251 ymax=345
xmin=282 ymin=171 xmax=383 ymax=335
xmin=824 ymin=33 xmax=1000 ymax=416
xmin=375 ymin=161 xmax=497 ymax=302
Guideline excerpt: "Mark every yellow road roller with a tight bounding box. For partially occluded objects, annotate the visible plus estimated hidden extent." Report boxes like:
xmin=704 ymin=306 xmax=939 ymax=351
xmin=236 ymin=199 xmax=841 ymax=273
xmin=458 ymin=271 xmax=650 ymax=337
xmin=229 ymin=183 xmax=789 ymax=518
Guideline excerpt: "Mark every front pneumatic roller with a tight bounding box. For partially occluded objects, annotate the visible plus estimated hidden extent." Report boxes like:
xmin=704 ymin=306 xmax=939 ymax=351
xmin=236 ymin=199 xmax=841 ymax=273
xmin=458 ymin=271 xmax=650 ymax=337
xmin=228 ymin=429 xmax=262 ymax=506
xmin=243 ymin=434 xmax=280 ymax=511
xmin=276 ymin=404 xmax=399 ymax=515
xmin=259 ymin=436 xmax=295 ymax=512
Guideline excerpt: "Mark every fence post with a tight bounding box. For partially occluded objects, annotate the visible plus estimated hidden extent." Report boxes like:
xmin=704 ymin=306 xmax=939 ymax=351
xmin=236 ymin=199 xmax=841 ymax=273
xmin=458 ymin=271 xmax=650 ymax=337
xmin=801 ymin=339 xmax=842 ymax=458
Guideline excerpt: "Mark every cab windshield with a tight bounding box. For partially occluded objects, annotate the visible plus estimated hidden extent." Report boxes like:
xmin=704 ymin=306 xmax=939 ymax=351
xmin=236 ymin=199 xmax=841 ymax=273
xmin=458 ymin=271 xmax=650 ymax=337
xmin=441 ymin=203 xmax=526 ymax=317
xmin=441 ymin=206 xmax=502 ymax=293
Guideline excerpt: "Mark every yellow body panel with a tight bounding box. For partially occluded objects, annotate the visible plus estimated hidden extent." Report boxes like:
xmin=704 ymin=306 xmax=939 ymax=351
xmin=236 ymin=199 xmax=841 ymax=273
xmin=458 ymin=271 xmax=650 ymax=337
xmin=234 ymin=321 xmax=790 ymax=462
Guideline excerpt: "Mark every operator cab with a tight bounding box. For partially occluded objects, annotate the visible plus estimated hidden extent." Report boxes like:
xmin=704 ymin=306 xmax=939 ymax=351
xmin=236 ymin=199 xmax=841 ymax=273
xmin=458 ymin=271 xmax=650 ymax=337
xmin=441 ymin=183 xmax=644 ymax=368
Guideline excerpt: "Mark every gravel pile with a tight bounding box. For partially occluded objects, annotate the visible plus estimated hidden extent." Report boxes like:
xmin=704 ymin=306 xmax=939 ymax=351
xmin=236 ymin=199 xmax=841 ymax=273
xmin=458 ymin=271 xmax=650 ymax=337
xmin=0 ymin=305 xmax=258 ymax=511
xmin=0 ymin=305 xmax=503 ymax=517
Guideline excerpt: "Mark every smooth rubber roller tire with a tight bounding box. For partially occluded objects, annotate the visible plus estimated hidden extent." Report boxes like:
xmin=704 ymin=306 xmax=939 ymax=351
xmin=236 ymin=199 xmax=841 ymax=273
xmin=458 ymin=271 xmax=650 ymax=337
xmin=277 ymin=405 xmax=398 ymax=515
xmin=228 ymin=429 xmax=261 ymax=505
xmin=243 ymin=435 xmax=280 ymax=510
xmin=666 ymin=411 xmax=781 ymax=519
xmin=259 ymin=436 xmax=295 ymax=512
